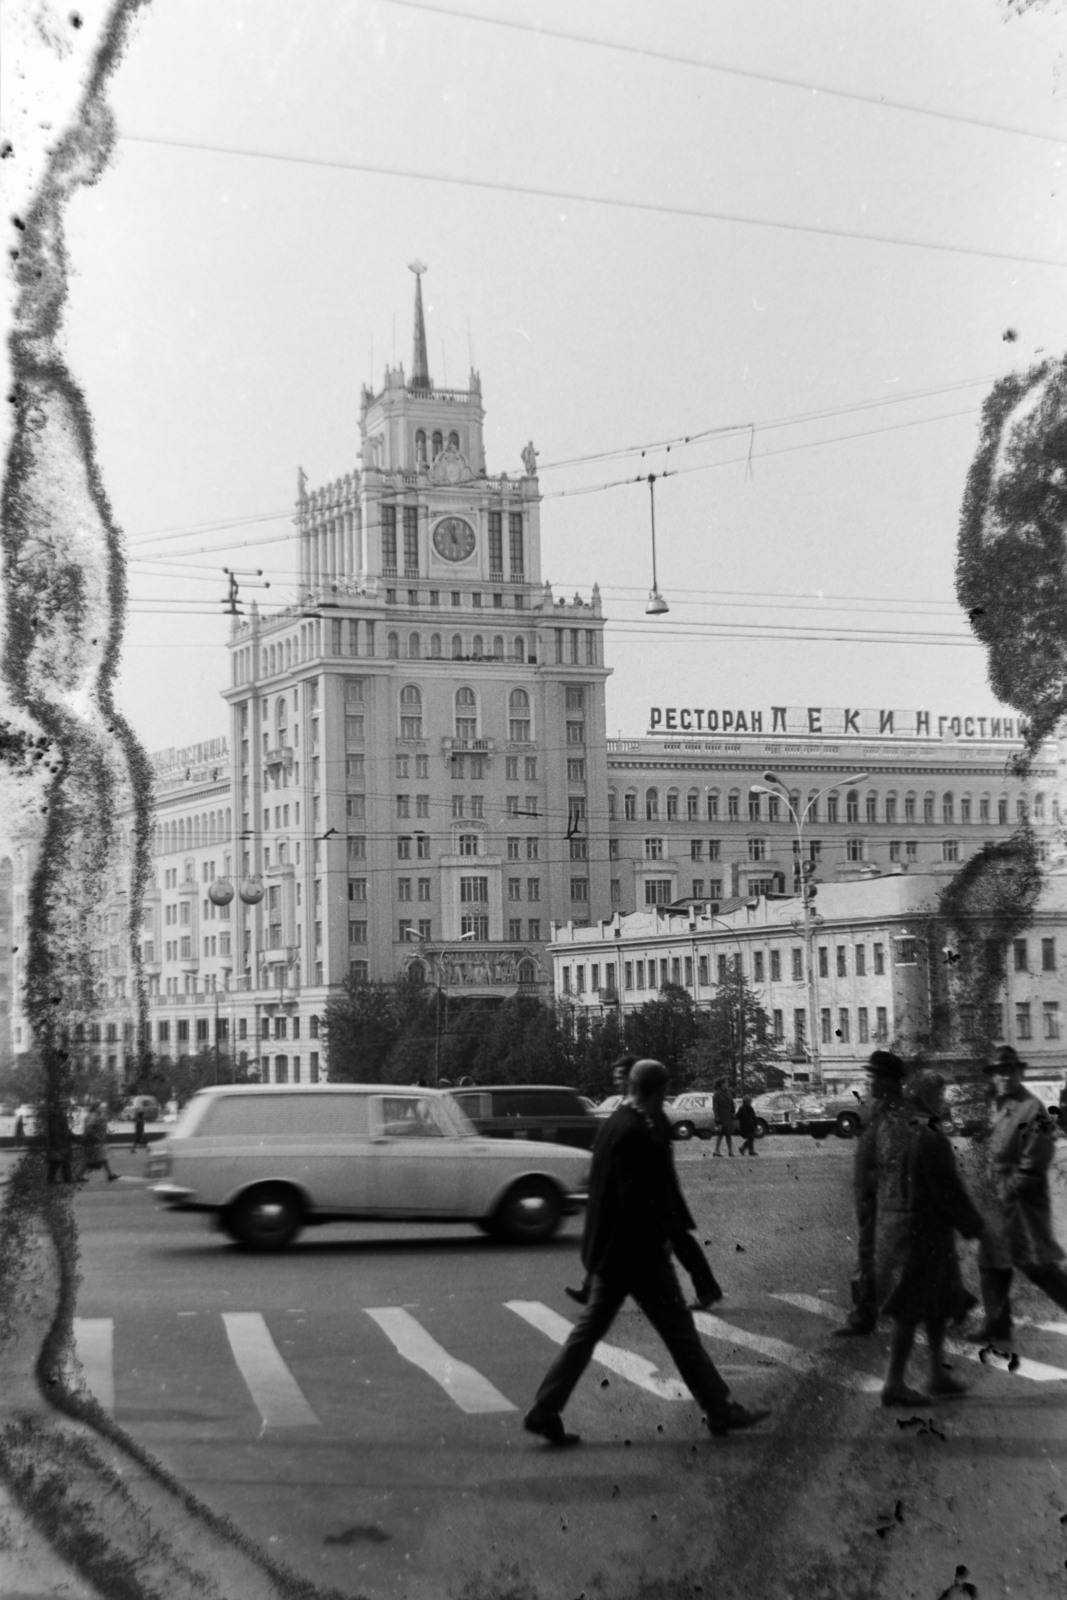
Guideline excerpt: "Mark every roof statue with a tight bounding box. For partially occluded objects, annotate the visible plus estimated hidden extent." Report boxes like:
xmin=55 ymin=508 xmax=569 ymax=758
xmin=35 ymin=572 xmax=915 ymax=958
xmin=521 ymin=440 xmax=538 ymax=477
xmin=408 ymin=260 xmax=430 ymax=390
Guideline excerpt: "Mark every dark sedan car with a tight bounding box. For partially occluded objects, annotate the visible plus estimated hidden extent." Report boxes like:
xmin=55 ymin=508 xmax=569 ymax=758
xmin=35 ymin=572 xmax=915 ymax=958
xmin=449 ymin=1086 xmax=599 ymax=1150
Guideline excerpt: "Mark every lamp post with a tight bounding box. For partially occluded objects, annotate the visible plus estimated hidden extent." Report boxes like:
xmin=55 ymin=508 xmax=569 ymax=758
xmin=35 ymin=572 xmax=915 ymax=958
xmin=410 ymin=930 xmax=476 ymax=1088
xmin=705 ymin=914 xmax=748 ymax=1094
xmin=752 ymin=770 xmax=869 ymax=1091
xmin=645 ymin=474 xmax=669 ymax=616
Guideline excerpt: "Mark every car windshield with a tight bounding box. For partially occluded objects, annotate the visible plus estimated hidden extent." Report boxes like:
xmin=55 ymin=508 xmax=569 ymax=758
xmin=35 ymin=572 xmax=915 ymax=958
xmin=438 ymin=1093 xmax=478 ymax=1137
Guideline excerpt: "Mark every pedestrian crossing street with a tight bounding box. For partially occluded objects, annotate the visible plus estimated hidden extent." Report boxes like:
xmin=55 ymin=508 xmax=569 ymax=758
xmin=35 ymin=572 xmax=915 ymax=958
xmin=69 ymin=1292 xmax=1067 ymax=1435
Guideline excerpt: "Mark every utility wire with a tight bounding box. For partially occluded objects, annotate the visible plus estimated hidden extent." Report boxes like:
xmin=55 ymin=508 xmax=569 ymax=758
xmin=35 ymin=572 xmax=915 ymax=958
xmin=380 ymin=0 xmax=1067 ymax=149
xmin=119 ymin=133 xmax=1067 ymax=271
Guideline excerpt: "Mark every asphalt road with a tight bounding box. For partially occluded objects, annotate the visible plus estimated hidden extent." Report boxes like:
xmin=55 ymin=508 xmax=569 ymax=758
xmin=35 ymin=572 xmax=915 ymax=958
xmin=6 ymin=1135 xmax=1067 ymax=1600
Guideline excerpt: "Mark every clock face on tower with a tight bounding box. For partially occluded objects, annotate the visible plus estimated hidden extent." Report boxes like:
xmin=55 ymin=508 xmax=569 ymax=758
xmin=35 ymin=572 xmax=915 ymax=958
xmin=432 ymin=516 xmax=477 ymax=562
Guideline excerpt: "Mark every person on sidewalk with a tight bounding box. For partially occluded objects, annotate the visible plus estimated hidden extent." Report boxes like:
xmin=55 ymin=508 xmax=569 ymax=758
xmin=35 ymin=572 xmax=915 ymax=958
xmin=80 ymin=1102 xmax=118 ymax=1183
xmin=834 ymin=1050 xmax=910 ymax=1338
xmin=873 ymin=1070 xmax=985 ymax=1405
xmin=131 ymin=1105 xmax=148 ymax=1152
xmin=736 ymin=1096 xmax=759 ymax=1156
xmin=566 ymin=1056 xmax=724 ymax=1312
xmin=712 ymin=1079 xmax=736 ymax=1157
xmin=524 ymin=1058 xmax=769 ymax=1447
xmin=45 ymin=1100 xmax=74 ymax=1186
xmin=971 ymin=1045 xmax=1067 ymax=1343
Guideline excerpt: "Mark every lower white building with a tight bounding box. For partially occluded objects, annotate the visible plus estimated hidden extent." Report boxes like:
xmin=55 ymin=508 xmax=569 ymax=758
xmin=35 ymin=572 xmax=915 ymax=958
xmin=550 ymin=870 xmax=1067 ymax=1093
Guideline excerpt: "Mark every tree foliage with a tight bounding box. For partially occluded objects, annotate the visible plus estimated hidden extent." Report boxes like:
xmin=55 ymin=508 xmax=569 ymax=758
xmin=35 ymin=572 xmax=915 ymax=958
xmin=680 ymin=968 xmax=785 ymax=1095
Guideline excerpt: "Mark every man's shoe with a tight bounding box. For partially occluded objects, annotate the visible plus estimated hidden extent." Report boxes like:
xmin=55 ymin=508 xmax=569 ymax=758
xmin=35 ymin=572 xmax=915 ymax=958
xmin=523 ymin=1406 xmax=580 ymax=1447
xmin=689 ymin=1288 xmax=724 ymax=1311
xmin=564 ymin=1285 xmax=590 ymax=1306
xmin=707 ymin=1401 xmax=771 ymax=1437
xmin=833 ymin=1319 xmax=875 ymax=1338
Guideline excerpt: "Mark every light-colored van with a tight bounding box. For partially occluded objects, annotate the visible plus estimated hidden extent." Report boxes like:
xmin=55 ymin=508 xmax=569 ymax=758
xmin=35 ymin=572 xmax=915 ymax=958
xmin=147 ymin=1084 xmax=590 ymax=1251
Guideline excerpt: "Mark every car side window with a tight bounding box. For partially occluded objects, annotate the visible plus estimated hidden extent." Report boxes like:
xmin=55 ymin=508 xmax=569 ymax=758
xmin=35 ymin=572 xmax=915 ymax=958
xmin=379 ymin=1096 xmax=447 ymax=1137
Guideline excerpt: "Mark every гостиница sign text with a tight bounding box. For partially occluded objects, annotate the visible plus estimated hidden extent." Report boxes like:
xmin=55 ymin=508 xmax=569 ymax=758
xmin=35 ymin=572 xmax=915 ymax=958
xmin=647 ymin=707 xmax=1026 ymax=739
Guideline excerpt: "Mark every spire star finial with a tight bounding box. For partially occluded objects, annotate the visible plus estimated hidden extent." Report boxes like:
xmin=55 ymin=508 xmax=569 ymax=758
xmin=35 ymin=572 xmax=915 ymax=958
xmin=408 ymin=259 xmax=427 ymax=278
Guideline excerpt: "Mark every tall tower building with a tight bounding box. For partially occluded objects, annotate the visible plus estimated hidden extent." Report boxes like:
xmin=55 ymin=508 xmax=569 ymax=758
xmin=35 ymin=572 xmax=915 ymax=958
xmin=224 ymin=268 xmax=611 ymax=1037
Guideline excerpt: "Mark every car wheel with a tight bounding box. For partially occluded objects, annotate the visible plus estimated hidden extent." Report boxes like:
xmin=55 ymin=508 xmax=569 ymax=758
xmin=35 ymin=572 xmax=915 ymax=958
xmin=835 ymin=1113 xmax=861 ymax=1140
xmin=753 ymin=1118 xmax=769 ymax=1140
xmin=492 ymin=1179 xmax=562 ymax=1243
xmin=672 ymin=1121 xmax=696 ymax=1141
xmin=228 ymin=1185 xmax=303 ymax=1251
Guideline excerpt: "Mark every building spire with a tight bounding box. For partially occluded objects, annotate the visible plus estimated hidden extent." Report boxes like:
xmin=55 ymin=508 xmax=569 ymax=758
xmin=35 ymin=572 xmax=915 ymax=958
xmin=408 ymin=260 xmax=430 ymax=389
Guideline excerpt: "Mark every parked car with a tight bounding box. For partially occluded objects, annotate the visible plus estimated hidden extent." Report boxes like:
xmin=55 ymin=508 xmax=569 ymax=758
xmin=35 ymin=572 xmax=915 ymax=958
xmin=593 ymin=1094 xmax=626 ymax=1120
xmin=750 ymin=1090 xmax=833 ymax=1138
xmin=662 ymin=1093 xmax=719 ymax=1141
xmin=449 ymin=1085 xmax=598 ymax=1150
xmin=148 ymin=1084 xmax=591 ymax=1251
xmin=816 ymin=1092 xmax=868 ymax=1139
xmin=119 ymin=1095 xmax=161 ymax=1123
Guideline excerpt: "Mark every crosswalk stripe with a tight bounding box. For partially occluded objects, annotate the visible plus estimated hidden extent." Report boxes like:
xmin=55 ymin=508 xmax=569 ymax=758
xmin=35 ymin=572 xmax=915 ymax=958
xmin=365 ymin=1307 xmax=516 ymax=1414
xmin=693 ymin=1309 xmax=882 ymax=1393
xmin=73 ymin=1318 xmax=114 ymax=1412
xmin=221 ymin=1312 xmax=320 ymax=1428
xmin=505 ymin=1300 xmax=690 ymax=1399
xmin=773 ymin=1292 xmax=1067 ymax=1384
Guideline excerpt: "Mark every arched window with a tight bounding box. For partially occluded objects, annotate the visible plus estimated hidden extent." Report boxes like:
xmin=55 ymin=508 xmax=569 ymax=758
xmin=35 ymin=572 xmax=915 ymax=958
xmin=432 ymin=430 xmax=443 ymax=458
xmin=608 ymin=789 xmax=618 ymax=820
xmin=472 ymin=634 xmax=485 ymax=659
xmin=509 ymin=687 xmax=531 ymax=742
xmin=408 ymin=960 xmax=427 ymax=984
xmin=923 ymin=792 xmax=935 ymax=824
xmin=448 ymin=431 xmax=459 ymax=451
xmin=408 ymin=632 xmax=421 ymax=659
xmin=646 ymin=788 xmax=659 ymax=821
xmin=269 ymin=645 xmax=276 ymax=676
xmin=978 ymin=792 xmax=990 ymax=822
xmin=866 ymin=791 xmax=878 ymax=823
xmin=276 ymin=696 xmax=287 ymax=732
xmin=960 ymin=793 xmax=972 ymax=823
xmin=807 ymin=792 xmax=820 ymax=823
xmin=728 ymin=789 xmax=741 ymax=820
xmin=285 ymin=639 xmax=292 ymax=669
xmin=748 ymin=790 xmax=761 ymax=822
xmin=518 ymin=958 xmax=537 ymax=986
xmin=904 ymin=791 xmax=916 ymax=822
xmin=846 ymin=789 xmax=859 ymax=823
xmin=941 ymin=792 xmax=953 ymax=823
xmin=1016 ymin=796 xmax=1028 ymax=822
xmin=415 ymin=429 xmax=427 ymax=464
xmin=430 ymin=633 xmax=442 ymax=658
xmin=493 ymin=635 xmax=504 ymax=659
xmin=455 ymin=687 xmax=478 ymax=740
xmin=624 ymin=790 xmax=637 ymax=820
xmin=513 ymin=636 xmax=526 ymax=662
xmin=387 ymin=631 xmax=399 ymax=659
xmin=208 ymin=814 xmax=217 ymax=843
xmin=707 ymin=790 xmax=720 ymax=821
xmin=1034 ymin=791 xmax=1046 ymax=820
xmin=452 ymin=634 xmax=463 ymax=659
xmin=274 ymin=1055 xmax=289 ymax=1085
xmin=225 ymin=807 xmax=231 ymax=839
xmin=666 ymin=789 xmax=680 ymax=820
xmin=998 ymin=795 xmax=1008 ymax=824
xmin=400 ymin=685 xmax=422 ymax=739
xmin=825 ymin=791 xmax=839 ymax=823
xmin=789 ymin=789 xmax=801 ymax=820
xmin=687 ymin=789 xmax=699 ymax=821
xmin=885 ymin=792 xmax=897 ymax=824
xmin=193 ymin=816 xmax=201 ymax=847
xmin=261 ymin=649 xmax=268 ymax=676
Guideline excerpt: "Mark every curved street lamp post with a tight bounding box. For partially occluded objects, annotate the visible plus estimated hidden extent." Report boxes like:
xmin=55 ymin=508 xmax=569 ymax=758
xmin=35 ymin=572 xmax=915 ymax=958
xmin=751 ymin=770 xmax=869 ymax=1090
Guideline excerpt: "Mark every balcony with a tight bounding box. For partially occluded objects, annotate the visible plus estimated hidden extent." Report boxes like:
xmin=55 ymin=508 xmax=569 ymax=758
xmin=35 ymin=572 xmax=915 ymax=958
xmin=265 ymin=746 xmax=294 ymax=771
xmin=440 ymin=737 xmax=496 ymax=755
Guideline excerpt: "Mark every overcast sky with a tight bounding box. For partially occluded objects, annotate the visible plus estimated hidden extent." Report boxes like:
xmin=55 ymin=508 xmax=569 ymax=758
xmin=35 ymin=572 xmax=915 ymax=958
xmin=53 ymin=0 xmax=1067 ymax=753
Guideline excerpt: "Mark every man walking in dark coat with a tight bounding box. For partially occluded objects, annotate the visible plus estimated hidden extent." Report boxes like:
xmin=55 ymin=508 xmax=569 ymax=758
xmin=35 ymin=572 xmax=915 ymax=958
xmin=737 ymin=1096 xmax=759 ymax=1157
xmin=524 ymin=1059 xmax=769 ymax=1446
xmin=712 ymin=1079 xmax=736 ymax=1156
xmin=835 ymin=1050 xmax=909 ymax=1337
xmin=972 ymin=1045 xmax=1067 ymax=1342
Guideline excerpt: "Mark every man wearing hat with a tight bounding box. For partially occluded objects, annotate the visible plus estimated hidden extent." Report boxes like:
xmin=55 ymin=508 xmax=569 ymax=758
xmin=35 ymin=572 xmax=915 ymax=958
xmin=835 ymin=1050 xmax=909 ymax=1337
xmin=523 ymin=1058 xmax=769 ymax=1445
xmin=973 ymin=1045 xmax=1067 ymax=1342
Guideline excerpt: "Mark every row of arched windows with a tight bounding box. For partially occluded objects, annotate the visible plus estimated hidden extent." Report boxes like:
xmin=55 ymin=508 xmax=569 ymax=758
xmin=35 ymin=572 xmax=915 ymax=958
xmin=607 ymin=785 xmax=1055 ymax=826
xmin=392 ymin=685 xmax=532 ymax=742
xmin=154 ymin=810 xmax=232 ymax=855
xmin=386 ymin=632 xmax=527 ymax=662
xmin=415 ymin=429 xmax=461 ymax=462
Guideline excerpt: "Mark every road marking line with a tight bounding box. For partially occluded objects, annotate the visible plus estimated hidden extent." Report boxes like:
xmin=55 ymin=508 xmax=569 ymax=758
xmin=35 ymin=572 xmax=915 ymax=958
xmin=505 ymin=1300 xmax=690 ymax=1399
xmin=365 ymin=1307 xmax=516 ymax=1414
xmin=773 ymin=1292 xmax=1067 ymax=1384
xmin=221 ymin=1312 xmax=320 ymax=1428
xmin=73 ymin=1318 xmax=114 ymax=1412
xmin=693 ymin=1310 xmax=881 ymax=1393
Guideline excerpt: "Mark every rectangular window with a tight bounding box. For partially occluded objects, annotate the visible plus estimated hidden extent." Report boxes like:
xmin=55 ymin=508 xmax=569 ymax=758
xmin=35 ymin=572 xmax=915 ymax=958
xmin=644 ymin=879 xmax=673 ymax=906
xmin=397 ymin=837 xmax=412 ymax=859
xmin=526 ymin=838 xmax=539 ymax=860
xmin=645 ymin=838 xmax=664 ymax=860
xmin=794 ymin=1010 xmax=806 ymax=1049
xmin=507 ymin=837 xmax=520 ymax=859
xmin=818 ymin=947 xmax=829 ymax=978
xmin=1042 ymin=937 xmax=1056 ymax=972
xmin=873 ymin=943 xmax=885 ymax=975
xmin=770 ymin=949 xmax=781 ymax=982
xmin=403 ymin=506 xmax=418 ymax=573
xmin=773 ymin=1009 xmax=784 ymax=1043
xmin=398 ymin=878 xmax=412 ymax=901
xmin=753 ymin=950 xmax=765 ymax=983
xmin=396 ymin=794 xmax=410 ymax=818
xmin=461 ymin=913 xmax=489 ymax=939
xmin=508 ymin=877 xmax=522 ymax=901
xmin=692 ymin=879 xmax=705 ymax=900
xmin=624 ymin=961 xmax=634 ymax=991
xmin=570 ymin=878 xmax=589 ymax=901
xmin=567 ymin=759 xmax=586 ymax=782
xmin=509 ymin=918 xmax=522 ymax=940
xmin=838 ymin=1008 xmax=850 ymax=1044
xmin=345 ymin=714 xmax=364 ymax=743
xmin=896 ymin=938 xmax=917 ymax=965
xmin=418 ymin=878 xmax=431 ymax=901
xmin=837 ymin=946 xmax=847 ymax=978
xmin=905 ymin=841 xmax=918 ymax=861
xmin=527 ymin=918 xmax=542 ymax=941
xmin=460 ymin=876 xmax=489 ymax=903
xmin=381 ymin=505 xmax=397 ymax=572
xmin=748 ymin=838 xmax=766 ymax=862
xmin=506 ymin=756 xmax=518 ymax=780
xmin=942 ymin=840 xmax=959 ymax=862
xmin=855 ymin=945 xmax=866 ymax=977
xmin=846 ymin=838 xmax=864 ymax=862
xmin=569 ymin=837 xmax=588 ymax=860
xmin=858 ymin=1007 xmax=869 ymax=1044
xmin=610 ymin=880 xmax=621 ymax=903
xmin=488 ymin=512 xmax=503 ymax=574
xmin=509 ymin=512 xmax=524 ymax=577
xmin=821 ymin=1008 xmax=831 ymax=1045
xmin=876 ymin=1006 xmax=888 ymax=1042
xmin=348 ymin=921 xmax=367 ymax=944
xmin=698 ymin=955 xmax=710 ymax=985
xmin=792 ymin=948 xmax=803 ymax=982
xmin=690 ymin=840 xmax=703 ymax=861
xmin=1016 ymin=1002 xmax=1032 ymax=1041
xmin=1014 ymin=939 xmax=1028 ymax=972
xmin=566 ymin=721 xmax=585 ymax=746
xmin=1043 ymin=1002 xmax=1060 ymax=1040
xmin=707 ymin=794 xmax=719 ymax=820
xmin=416 ymin=835 xmax=430 ymax=859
